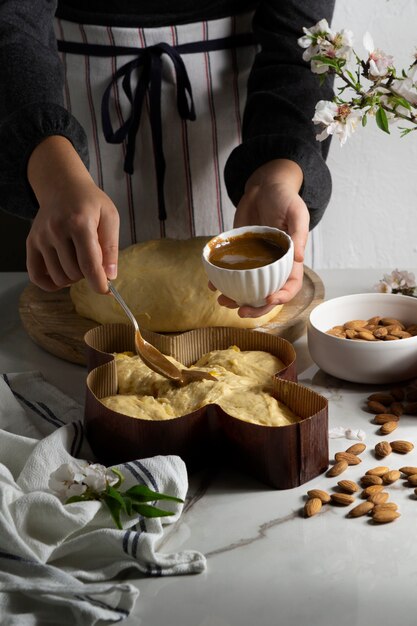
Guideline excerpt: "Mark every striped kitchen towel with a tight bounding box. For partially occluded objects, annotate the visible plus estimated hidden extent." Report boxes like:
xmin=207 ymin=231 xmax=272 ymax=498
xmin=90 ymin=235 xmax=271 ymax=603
xmin=0 ymin=371 xmax=206 ymax=625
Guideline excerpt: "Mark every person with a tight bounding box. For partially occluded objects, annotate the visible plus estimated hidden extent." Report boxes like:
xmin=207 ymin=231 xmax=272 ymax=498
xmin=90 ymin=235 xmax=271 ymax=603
xmin=0 ymin=0 xmax=334 ymax=318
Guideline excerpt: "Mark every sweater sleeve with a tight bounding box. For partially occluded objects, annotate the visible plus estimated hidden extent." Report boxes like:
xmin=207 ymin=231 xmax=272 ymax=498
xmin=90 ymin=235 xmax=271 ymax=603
xmin=0 ymin=0 xmax=89 ymax=219
xmin=224 ymin=0 xmax=335 ymax=230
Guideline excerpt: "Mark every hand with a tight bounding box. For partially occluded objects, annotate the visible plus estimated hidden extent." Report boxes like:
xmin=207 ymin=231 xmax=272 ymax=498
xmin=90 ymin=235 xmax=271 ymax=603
xmin=213 ymin=159 xmax=309 ymax=317
xmin=26 ymin=136 xmax=119 ymax=294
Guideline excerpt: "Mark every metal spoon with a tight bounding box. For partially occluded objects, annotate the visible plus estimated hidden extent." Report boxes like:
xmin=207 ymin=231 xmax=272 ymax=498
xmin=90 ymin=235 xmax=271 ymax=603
xmin=107 ymin=281 xmax=216 ymax=385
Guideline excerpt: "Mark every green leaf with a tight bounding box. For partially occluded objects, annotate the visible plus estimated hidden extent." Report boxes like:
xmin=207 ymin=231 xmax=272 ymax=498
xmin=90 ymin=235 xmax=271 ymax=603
xmin=375 ymin=107 xmax=390 ymax=134
xmin=65 ymin=494 xmax=92 ymax=504
xmin=399 ymin=126 xmax=416 ymax=137
xmin=311 ymin=54 xmax=340 ymax=69
xmin=362 ymin=114 xmax=368 ymax=127
xmin=103 ymin=495 xmax=123 ymax=529
xmin=391 ymin=96 xmax=411 ymax=110
xmin=131 ymin=503 xmax=175 ymax=518
xmin=123 ymin=495 xmax=133 ymax=516
xmin=124 ymin=484 xmax=183 ymax=504
xmin=106 ymin=485 xmax=128 ymax=512
xmin=110 ymin=468 xmax=125 ymax=489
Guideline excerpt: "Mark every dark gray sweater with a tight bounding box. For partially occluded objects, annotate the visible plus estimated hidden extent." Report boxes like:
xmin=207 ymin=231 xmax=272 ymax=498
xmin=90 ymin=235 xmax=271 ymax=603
xmin=0 ymin=1 xmax=335 ymax=228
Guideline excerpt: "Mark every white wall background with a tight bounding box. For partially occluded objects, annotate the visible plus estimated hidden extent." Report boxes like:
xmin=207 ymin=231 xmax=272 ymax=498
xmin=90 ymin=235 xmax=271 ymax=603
xmin=305 ymin=0 xmax=417 ymax=270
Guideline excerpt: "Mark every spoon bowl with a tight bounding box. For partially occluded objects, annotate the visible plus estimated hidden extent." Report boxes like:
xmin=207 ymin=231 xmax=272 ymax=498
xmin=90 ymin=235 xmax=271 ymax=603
xmin=107 ymin=281 xmax=216 ymax=385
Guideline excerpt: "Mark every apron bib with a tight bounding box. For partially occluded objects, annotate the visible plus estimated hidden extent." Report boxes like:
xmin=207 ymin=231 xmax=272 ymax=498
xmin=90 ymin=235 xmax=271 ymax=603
xmin=55 ymin=14 xmax=258 ymax=249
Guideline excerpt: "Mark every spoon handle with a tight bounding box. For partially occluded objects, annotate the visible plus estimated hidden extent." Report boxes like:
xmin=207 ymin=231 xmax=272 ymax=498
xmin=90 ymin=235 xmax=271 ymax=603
xmin=107 ymin=281 xmax=139 ymax=332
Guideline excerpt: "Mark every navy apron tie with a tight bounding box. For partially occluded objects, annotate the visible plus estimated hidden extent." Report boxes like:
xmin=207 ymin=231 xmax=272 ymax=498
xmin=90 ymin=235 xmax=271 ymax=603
xmin=57 ymin=33 xmax=256 ymax=222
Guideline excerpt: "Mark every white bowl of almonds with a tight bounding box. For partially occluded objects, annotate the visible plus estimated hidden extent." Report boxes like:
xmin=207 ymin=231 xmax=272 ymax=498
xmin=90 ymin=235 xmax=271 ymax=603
xmin=307 ymin=293 xmax=417 ymax=383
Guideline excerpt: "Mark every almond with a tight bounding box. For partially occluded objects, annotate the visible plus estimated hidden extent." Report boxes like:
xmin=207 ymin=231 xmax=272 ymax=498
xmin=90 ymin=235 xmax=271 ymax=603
xmin=380 ymin=317 xmax=405 ymax=328
xmin=390 ymin=387 xmax=405 ymax=401
xmin=379 ymin=421 xmax=399 ymax=435
xmin=407 ymin=474 xmax=417 ymax=487
xmin=390 ymin=330 xmax=411 ymax=339
xmin=345 ymin=443 xmax=366 ymax=455
xmin=367 ymin=392 xmax=394 ymax=404
xmin=390 ymin=440 xmax=414 ymax=454
xmin=327 ymin=328 xmax=346 ymax=337
xmin=367 ymin=400 xmax=389 ymax=414
xmin=337 ymin=480 xmax=359 ymax=494
xmin=389 ymin=402 xmax=404 ymax=417
xmin=366 ymin=466 xmax=390 ymax=476
xmin=345 ymin=329 xmax=357 ymax=339
xmin=385 ymin=334 xmax=400 ymax=341
xmin=368 ymin=492 xmax=390 ymax=505
xmin=356 ymin=330 xmax=377 ymax=341
xmin=304 ymin=498 xmax=322 ymax=517
xmin=361 ymin=475 xmax=383 ymax=487
xmin=326 ymin=460 xmax=348 ymax=477
xmin=399 ymin=466 xmax=417 ymax=476
xmin=348 ymin=501 xmax=374 ymax=518
xmin=382 ymin=470 xmax=401 ymax=484
xmin=373 ymin=327 xmax=388 ymax=339
xmin=330 ymin=493 xmax=355 ymax=506
xmin=375 ymin=441 xmax=392 ymax=458
xmin=372 ymin=509 xmax=400 ymax=523
xmin=334 ymin=451 xmax=361 ymax=465
xmin=307 ymin=489 xmax=331 ymax=503
xmin=367 ymin=316 xmax=382 ymax=325
xmin=373 ymin=502 xmax=398 ymax=513
xmin=404 ymin=402 xmax=417 ymax=415
xmin=361 ymin=485 xmax=385 ymax=498
xmin=373 ymin=413 xmax=400 ymax=425
xmin=344 ymin=319 xmax=368 ymax=330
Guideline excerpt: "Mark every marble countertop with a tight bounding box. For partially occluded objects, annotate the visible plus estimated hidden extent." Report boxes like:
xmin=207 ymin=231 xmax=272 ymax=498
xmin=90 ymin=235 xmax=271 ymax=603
xmin=1 ymin=269 xmax=416 ymax=626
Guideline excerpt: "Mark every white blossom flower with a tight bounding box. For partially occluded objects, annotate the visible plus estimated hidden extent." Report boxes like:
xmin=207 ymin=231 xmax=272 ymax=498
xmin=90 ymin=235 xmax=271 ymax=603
xmin=83 ymin=463 xmax=119 ymax=493
xmin=363 ymin=32 xmax=394 ymax=79
xmin=313 ymin=100 xmax=362 ymax=145
xmin=48 ymin=462 xmax=88 ymax=500
xmin=374 ymin=269 xmax=416 ymax=294
xmin=298 ymin=20 xmax=353 ymax=74
xmin=391 ymin=66 xmax=417 ymax=108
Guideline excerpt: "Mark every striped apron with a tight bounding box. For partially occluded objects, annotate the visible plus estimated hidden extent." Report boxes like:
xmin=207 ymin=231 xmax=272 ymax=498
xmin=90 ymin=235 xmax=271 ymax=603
xmin=54 ymin=13 xmax=258 ymax=249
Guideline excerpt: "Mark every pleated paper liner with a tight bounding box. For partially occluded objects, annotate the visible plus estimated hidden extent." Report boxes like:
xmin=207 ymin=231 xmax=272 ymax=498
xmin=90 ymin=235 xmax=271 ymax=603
xmin=84 ymin=324 xmax=328 ymax=489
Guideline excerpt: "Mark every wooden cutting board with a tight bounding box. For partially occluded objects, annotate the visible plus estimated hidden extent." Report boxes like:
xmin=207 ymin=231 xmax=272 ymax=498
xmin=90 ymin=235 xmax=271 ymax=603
xmin=19 ymin=265 xmax=324 ymax=366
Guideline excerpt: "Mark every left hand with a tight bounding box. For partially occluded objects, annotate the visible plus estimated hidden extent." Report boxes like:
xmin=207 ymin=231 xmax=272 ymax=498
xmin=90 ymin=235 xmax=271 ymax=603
xmin=211 ymin=159 xmax=309 ymax=318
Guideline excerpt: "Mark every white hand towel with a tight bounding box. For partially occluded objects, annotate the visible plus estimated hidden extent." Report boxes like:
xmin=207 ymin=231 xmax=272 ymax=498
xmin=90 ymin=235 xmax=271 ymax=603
xmin=0 ymin=372 xmax=206 ymax=625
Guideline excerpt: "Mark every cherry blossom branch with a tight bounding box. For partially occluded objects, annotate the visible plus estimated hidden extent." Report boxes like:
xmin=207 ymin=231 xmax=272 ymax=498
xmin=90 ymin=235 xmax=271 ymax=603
xmin=298 ymin=20 xmax=417 ymax=143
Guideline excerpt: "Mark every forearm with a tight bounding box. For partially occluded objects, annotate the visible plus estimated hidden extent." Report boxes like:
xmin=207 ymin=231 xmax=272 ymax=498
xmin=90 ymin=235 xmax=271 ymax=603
xmin=0 ymin=0 xmax=89 ymax=219
xmin=225 ymin=0 xmax=335 ymax=229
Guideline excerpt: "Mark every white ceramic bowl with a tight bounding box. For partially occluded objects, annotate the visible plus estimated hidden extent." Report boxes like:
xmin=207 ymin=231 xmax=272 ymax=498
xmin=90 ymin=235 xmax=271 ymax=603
xmin=307 ymin=292 xmax=417 ymax=384
xmin=202 ymin=226 xmax=294 ymax=308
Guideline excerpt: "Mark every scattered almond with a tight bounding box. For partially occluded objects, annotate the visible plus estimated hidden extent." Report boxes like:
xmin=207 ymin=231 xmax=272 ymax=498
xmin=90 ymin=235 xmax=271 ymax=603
xmin=404 ymin=402 xmax=417 ymax=415
xmin=368 ymin=400 xmax=389 ymax=414
xmin=326 ymin=460 xmax=348 ymax=477
xmin=304 ymin=498 xmax=322 ymax=518
xmin=307 ymin=489 xmax=331 ymax=503
xmin=372 ymin=509 xmax=400 ymax=523
xmin=407 ymin=474 xmax=417 ymax=487
xmin=334 ymin=451 xmax=361 ymax=465
xmin=379 ymin=421 xmax=399 ymax=435
xmin=361 ymin=485 xmax=385 ymax=498
xmin=373 ymin=502 xmax=398 ymax=513
xmin=382 ymin=470 xmax=401 ymax=484
xmin=348 ymin=501 xmax=374 ymax=518
xmin=375 ymin=441 xmax=392 ymax=458
xmin=390 ymin=440 xmax=414 ymax=454
xmin=366 ymin=466 xmax=390 ymax=476
xmin=399 ymin=466 xmax=417 ymax=476
xmin=373 ymin=413 xmax=400 ymax=425
xmin=390 ymin=387 xmax=405 ymax=401
xmin=330 ymin=493 xmax=355 ymax=506
xmin=368 ymin=492 xmax=389 ymax=505
xmin=345 ymin=443 xmax=366 ymax=455
xmin=337 ymin=480 xmax=359 ymax=494
xmin=367 ymin=394 xmax=393 ymax=405
xmin=389 ymin=402 xmax=404 ymax=417
xmin=361 ymin=475 xmax=383 ymax=487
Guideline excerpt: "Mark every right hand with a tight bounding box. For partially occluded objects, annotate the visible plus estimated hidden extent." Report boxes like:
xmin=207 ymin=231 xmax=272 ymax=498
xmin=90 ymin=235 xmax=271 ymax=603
xmin=27 ymin=136 xmax=119 ymax=294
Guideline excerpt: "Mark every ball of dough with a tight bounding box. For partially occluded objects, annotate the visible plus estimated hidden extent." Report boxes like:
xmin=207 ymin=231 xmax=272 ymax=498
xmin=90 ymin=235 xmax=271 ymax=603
xmin=70 ymin=238 xmax=282 ymax=332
